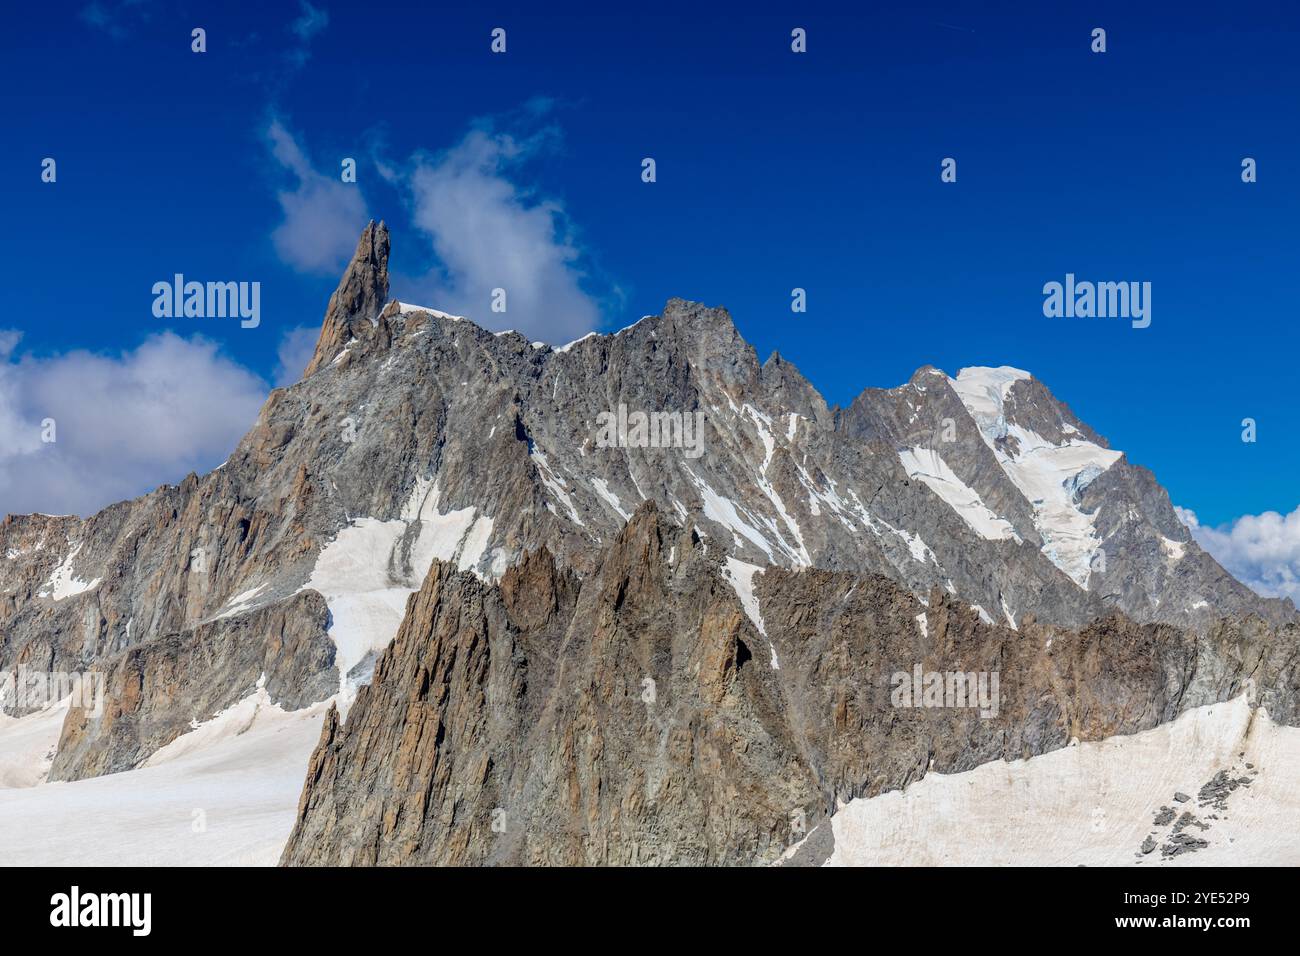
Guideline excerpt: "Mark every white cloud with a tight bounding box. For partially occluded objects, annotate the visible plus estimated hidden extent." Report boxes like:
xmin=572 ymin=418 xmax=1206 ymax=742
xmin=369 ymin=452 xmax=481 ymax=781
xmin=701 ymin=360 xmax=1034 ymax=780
xmin=290 ymin=1 xmax=328 ymax=42
xmin=267 ymin=118 xmax=369 ymax=275
xmin=267 ymin=104 xmax=607 ymax=343
xmin=1177 ymin=505 xmax=1300 ymax=603
xmin=273 ymin=324 xmax=319 ymax=387
xmin=391 ymin=113 xmax=602 ymax=344
xmin=0 ymin=332 xmax=267 ymax=519
xmin=286 ymin=0 xmax=329 ymax=69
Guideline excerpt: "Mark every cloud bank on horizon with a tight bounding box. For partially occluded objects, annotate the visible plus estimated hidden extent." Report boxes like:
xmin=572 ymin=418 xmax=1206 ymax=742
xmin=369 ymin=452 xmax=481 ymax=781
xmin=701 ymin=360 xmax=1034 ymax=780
xmin=1177 ymin=506 xmax=1300 ymax=605
xmin=0 ymin=331 xmax=266 ymax=518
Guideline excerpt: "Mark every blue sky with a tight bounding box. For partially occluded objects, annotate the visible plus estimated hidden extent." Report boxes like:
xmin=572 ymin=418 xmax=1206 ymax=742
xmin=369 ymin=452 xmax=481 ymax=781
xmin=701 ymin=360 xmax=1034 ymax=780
xmin=2 ymin=2 xmax=1298 ymax=591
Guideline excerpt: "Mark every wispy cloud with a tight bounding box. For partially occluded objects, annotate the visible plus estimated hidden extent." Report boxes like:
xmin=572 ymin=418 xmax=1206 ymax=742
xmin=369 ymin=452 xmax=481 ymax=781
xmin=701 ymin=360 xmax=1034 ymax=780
xmin=290 ymin=0 xmax=328 ymax=41
xmin=79 ymin=0 xmax=150 ymax=40
xmin=273 ymin=324 xmax=320 ymax=387
xmin=266 ymin=117 xmax=369 ymax=274
xmin=1177 ymin=505 xmax=1300 ymax=603
xmin=387 ymin=104 xmax=604 ymax=343
xmin=0 ymin=332 xmax=267 ymax=519
xmin=269 ymin=102 xmax=608 ymax=343
xmin=286 ymin=0 xmax=329 ymax=69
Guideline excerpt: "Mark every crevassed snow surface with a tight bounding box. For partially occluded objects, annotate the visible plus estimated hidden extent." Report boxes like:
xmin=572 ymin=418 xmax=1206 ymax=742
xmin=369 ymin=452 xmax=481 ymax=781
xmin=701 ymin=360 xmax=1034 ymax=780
xmin=897 ymin=446 xmax=1020 ymax=543
xmin=995 ymin=433 xmax=1121 ymax=586
xmin=948 ymin=366 xmax=1031 ymax=430
xmin=302 ymin=478 xmax=493 ymax=701
xmin=814 ymin=695 xmax=1300 ymax=866
xmin=38 ymin=543 xmax=102 ymax=601
xmin=0 ymin=688 xmax=329 ymax=866
xmin=950 ymin=367 xmax=1121 ymax=588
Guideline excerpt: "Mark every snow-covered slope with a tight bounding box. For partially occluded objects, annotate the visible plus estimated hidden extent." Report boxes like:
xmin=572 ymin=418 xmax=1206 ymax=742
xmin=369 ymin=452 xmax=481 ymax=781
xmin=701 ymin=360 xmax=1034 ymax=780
xmin=0 ymin=688 xmax=328 ymax=866
xmin=301 ymin=478 xmax=499 ymax=702
xmin=804 ymin=695 xmax=1299 ymax=866
xmin=0 ymin=698 xmax=68 ymax=788
xmin=898 ymin=446 xmax=1020 ymax=542
xmin=949 ymin=367 xmax=1123 ymax=586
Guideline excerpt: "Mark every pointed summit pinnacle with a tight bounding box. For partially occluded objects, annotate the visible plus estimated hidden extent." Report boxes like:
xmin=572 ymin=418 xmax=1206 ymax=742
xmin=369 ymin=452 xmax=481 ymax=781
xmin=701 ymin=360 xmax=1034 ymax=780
xmin=303 ymin=220 xmax=391 ymax=376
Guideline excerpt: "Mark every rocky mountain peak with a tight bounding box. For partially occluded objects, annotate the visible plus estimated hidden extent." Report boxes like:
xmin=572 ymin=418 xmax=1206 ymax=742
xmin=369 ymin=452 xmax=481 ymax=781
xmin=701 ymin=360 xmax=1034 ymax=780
xmin=304 ymin=220 xmax=391 ymax=376
xmin=3 ymin=218 xmax=1292 ymax=798
xmin=655 ymin=297 xmax=754 ymax=375
xmin=759 ymin=351 xmax=829 ymax=423
xmin=906 ymin=365 xmax=949 ymax=388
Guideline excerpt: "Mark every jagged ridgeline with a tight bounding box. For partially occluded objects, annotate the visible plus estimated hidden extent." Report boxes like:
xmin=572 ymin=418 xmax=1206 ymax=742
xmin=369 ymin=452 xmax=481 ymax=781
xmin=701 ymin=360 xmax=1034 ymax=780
xmin=2 ymin=223 xmax=1294 ymax=865
xmin=279 ymin=503 xmax=1299 ymax=866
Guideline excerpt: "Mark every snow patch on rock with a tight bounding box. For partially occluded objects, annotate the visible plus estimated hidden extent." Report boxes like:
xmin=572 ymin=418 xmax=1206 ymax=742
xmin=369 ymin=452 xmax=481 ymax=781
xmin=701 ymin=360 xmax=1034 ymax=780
xmin=722 ymin=557 xmax=778 ymax=669
xmin=38 ymin=544 xmax=102 ymax=601
xmin=397 ymin=301 xmax=462 ymax=321
xmin=898 ymin=446 xmax=1021 ymax=543
xmin=590 ymin=477 xmax=631 ymax=521
xmin=950 ymin=367 xmax=1121 ymax=588
xmin=302 ymin=479 xmax=495 ymax=701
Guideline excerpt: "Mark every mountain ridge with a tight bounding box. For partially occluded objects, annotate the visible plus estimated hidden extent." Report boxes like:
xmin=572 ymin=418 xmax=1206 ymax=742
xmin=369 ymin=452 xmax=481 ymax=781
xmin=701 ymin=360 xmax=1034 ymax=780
xmin=280 ymin=499 xmax=1300 ymax=865
xmin=0 ymin=221 xmax=1292 ymax=790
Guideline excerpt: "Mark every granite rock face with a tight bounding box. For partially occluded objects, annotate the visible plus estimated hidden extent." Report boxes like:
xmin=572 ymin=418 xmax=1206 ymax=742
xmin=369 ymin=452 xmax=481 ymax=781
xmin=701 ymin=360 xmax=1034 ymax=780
xmin=2 ymin=220 xmax=1292 ymax=798
xmin=48 ymin=590 xmax=335 ymax=780
xmin=280 ymin=503 xmax=1300 ymax=866
xmin=304 ymin=220 xmax=392 ymax=376
xmin=282 ymin=505 xmax=804 ymax=866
